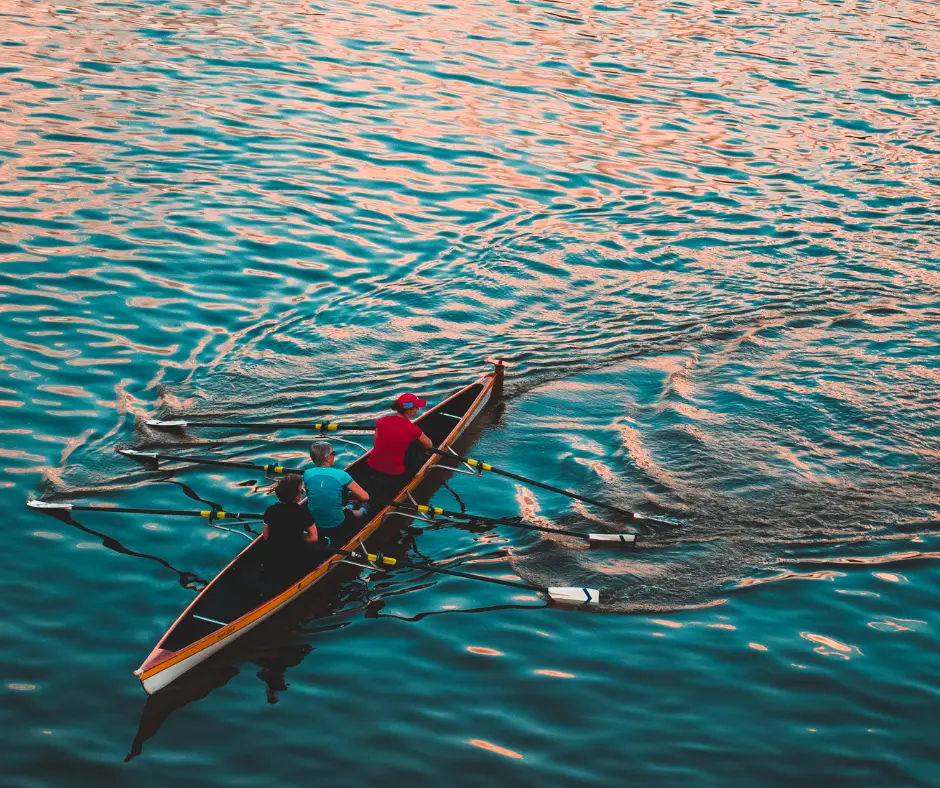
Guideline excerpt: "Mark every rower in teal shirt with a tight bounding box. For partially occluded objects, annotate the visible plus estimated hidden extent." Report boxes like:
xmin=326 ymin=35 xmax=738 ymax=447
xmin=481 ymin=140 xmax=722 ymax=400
xmin=303 ymin=442 xmax=370 ymax=531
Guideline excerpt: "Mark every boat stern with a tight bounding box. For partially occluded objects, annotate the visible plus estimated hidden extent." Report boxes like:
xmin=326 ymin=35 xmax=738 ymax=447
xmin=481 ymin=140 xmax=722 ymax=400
xmin=486 ymin=357 xmax=508 ymax=401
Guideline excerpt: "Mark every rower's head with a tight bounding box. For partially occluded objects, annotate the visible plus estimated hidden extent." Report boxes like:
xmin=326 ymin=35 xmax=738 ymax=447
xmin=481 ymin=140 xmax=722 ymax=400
xmin=309 ymin=441 xmax=336 ymax=467
xmin=392 ymin=393 xmax=427 ymax=418
xmin=274 ymin=474 xmax=304 ymax=504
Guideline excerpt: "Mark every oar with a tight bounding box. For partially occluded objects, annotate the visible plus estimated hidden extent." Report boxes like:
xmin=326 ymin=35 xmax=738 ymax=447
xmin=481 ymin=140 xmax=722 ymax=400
xmin=320 ymin=544 xmax=599 ymax=606
xmin=118 ymin=449 xmax=645 ymax=547
xmin=27 ymin=501 xmax=263 ymax=541
xmin=28 ymin=500 xmax=264 ymax=519
xmin=387 ymin=501 xmax=638 ymax=548
xmin=427 ymin=448 xmax=679 ymax=528
xmin=118 ymin=448 xmax=304 ymax=475
xmin=26 ymin=501 xmax=599 ymax=606
xmin=145 ymin=419 xmax=375 ymax=431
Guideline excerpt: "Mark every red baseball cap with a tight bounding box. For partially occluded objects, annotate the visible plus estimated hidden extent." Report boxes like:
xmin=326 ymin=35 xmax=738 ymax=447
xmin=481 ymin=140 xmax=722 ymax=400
xmin=396 ymin=393 xmax=427 ymax=410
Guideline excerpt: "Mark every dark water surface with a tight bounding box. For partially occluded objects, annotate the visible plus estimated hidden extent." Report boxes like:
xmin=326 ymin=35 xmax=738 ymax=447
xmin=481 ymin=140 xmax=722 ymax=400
xmin=3 ymin=0 xmax=939 ymax=783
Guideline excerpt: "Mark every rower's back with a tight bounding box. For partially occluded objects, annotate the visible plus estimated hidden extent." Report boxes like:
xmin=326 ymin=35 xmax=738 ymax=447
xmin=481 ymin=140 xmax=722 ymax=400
xmin=263 ymin=475 xmax=316 ymax=581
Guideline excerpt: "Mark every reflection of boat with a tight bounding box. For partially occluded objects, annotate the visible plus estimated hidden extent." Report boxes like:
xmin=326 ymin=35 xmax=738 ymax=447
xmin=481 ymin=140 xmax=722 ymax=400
xmin=254 ymin=642 xmax=315 ymax=705
xmin=126 ymin=661 xmax=240 ymax=762
xmin=125 ymin=581 xmax=535 ymax=761
xmin=135 ymin=362 xmax=506 ymax=694
xmin=126 ymin=637 xmax=314 ymax=760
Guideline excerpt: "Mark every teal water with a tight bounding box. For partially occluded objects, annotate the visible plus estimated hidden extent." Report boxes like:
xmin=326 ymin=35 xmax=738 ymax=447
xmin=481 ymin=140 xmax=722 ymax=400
xmin=3 ymin=0 xmax=939 ymax=783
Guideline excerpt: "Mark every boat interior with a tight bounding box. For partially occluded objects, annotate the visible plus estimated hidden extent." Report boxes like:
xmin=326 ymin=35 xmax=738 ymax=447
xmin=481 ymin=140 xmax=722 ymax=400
xmin=159 ymin=380 xmax=486 ymax=653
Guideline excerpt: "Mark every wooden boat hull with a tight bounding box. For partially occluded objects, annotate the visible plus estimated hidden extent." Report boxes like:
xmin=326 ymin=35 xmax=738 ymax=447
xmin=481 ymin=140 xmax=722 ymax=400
xmin=135 ymin=364 xmax=503 ymax=694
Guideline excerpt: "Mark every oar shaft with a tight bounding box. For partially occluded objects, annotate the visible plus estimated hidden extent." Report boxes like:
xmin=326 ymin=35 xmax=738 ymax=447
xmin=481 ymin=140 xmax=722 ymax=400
xmin=319 ymin=545 xmax=543 ymax=593
xmin=121 ymin=449 xmax=303 ymax=475
xmin=393 ymin=556 xmax=542 ymax=593
xmin=68 ymin=504 xmax=264 ymax=519
xmin=428 ymin=448 xmax=645 ymax=520
xmin=151 ymin=420 xmax=375 ymax=431
xmin=385 ymin=501 xmax=591 ymax=540
xmin=168 ymin=454 xmax=282 ymax=472
xmin=319 ymin=545 xmax=600 ymax=604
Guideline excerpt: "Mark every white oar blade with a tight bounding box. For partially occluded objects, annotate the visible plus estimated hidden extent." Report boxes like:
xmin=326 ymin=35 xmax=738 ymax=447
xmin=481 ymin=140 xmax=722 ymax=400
xmin=547 ymin=587 xmax=600 ymax=606
xmin=27 ymin=501 xmax=73 ymax=510
xmin=145 ymin=419 xmax=188 ymax=428
xmin=587 ymin=533 xmax=636 ymax=548
xmin=117 ymin=449 xmax=159 ymax=459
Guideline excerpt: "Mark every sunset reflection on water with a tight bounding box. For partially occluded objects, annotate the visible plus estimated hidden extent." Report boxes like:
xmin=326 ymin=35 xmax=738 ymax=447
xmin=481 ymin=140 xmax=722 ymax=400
xmin=2 ymin=0 xmax=939 ymax=782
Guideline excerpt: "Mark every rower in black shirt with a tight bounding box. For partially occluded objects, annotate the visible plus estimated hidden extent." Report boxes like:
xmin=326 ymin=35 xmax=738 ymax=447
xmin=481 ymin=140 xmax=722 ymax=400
xmin=262 ymin=475 xmax=318 ymax=582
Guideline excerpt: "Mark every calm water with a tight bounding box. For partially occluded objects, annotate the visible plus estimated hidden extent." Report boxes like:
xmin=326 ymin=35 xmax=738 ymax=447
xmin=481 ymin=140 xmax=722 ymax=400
xmin=3 ymin=0 xmax=939 ymax=783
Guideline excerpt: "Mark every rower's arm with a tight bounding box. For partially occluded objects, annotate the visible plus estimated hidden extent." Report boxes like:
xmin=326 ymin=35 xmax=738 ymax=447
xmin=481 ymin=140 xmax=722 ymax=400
xmin=348 ymin=480 xmax=369 ymax=502
xmin=417 ymin=431 xmax=433 ymax=449
xmin=262 ymin=523 xmax=270 ymax=540
xmin=304 ymin=524 xmax=318 ymax=543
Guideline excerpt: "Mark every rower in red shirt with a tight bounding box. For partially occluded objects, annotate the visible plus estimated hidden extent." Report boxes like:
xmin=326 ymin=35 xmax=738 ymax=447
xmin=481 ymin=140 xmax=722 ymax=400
xmin=366 ymin=393 xmax=433 ymax=502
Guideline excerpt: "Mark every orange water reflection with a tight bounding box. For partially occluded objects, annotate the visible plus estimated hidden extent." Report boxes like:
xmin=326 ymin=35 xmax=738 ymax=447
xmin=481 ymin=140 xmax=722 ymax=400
xmin=466 ymin=646 xmax=504 ymax=657
xmin=468 ymin=739 xmax=524 ymax=760
xmin=801 ymin=632 xmax=862 ymax=660
xmin=3 ymin=0 xmax=939 ymax=653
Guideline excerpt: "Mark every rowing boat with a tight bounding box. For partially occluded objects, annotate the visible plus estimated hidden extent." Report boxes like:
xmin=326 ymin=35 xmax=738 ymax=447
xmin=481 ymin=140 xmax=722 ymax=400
xmin=134 ymin=362 xmax=506 ymax=694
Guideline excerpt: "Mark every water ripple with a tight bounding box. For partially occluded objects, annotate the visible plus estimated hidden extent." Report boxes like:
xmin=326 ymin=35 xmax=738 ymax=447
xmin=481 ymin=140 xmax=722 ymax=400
xmin=2 ymin=0 xmax=939 ymax=782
